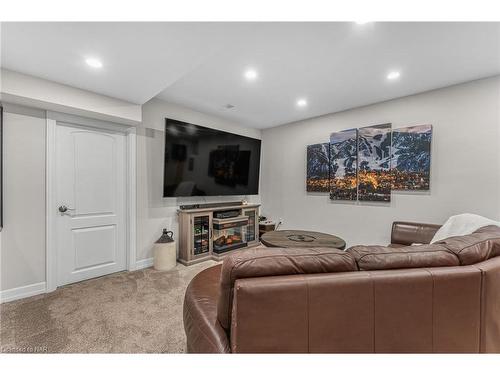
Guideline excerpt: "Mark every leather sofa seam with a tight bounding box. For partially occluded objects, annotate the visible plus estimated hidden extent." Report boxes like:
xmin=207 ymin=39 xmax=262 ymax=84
xmin=470 ymin=264 xmax=486 ymax=353
xmin=370 ymin=272 xmax=376 ymax=353
xmin=423 ymin=268 xmax=435 ymax=352
xmin=478 ymin=266 xmax=485 ymax=353
xmin=306 ymin=277 xmax=310 ymax=353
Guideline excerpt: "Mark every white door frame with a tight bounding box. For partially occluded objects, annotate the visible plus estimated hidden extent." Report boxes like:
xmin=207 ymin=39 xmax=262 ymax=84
xmin=46 ymin=111 xmax=137 ymax=293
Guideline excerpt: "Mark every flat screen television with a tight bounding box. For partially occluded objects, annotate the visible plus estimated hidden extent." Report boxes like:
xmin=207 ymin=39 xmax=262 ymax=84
xmin=163 ymin=118 xmax=261 ymax=197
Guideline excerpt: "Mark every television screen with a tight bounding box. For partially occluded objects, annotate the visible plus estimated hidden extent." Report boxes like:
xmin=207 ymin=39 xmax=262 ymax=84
xmin=163 ymin=118 xmax=261 ymax=197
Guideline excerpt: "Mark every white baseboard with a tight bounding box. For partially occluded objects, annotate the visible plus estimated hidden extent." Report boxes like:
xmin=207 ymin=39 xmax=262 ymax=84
xmin=1 ymin=260 xmax=155 ymax=303
xmin=135 ymin=257 xmax=154 ymax=270
xmin=0 ymin=282 xmax=47 ymax=304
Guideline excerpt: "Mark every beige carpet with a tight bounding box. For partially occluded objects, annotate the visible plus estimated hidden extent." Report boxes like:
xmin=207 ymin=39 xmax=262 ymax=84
xmin=0 ymin=261 xmax=218 ymax=353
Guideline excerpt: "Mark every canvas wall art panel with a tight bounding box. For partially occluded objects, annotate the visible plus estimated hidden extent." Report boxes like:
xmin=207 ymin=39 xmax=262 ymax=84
xmin=391 ymin=124 xmax=432 ymax=190
xmin=306 ymin=143 xmax=330 ymax=192
xmin=357 ymin=123 xmax=392 ymax=201
xmin=329 ymin=128 xmax=358 ymax=200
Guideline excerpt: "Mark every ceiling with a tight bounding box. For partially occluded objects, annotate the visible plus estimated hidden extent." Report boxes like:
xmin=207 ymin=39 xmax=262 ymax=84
xmin=2 ymin=22 xmax=499 ymax=128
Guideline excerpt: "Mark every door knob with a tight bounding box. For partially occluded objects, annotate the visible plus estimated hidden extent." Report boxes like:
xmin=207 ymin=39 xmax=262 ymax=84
xmin=58 ymin=205 xmax=75 ymax=213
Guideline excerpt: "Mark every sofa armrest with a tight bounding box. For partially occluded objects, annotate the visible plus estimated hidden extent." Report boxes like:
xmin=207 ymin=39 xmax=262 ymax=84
xmin=391 ymin=221 xmax=441 ymax=246
xmin=183 ymin=265 xmax=231 ymax=353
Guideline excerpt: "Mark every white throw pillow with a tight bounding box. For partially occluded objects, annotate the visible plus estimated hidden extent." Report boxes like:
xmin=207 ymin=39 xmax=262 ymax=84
xmin=430 ymin=213 xmax=500 ymax=244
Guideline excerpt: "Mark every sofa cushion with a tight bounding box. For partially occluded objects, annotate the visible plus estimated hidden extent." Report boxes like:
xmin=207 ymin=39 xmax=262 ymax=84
xmin=216 ymin=247 xmax=357 ymax=331
xmin=434 ymin=225 xmax=500 ymax=265
xmin=346 ymin=244 xmax=459 ymax=271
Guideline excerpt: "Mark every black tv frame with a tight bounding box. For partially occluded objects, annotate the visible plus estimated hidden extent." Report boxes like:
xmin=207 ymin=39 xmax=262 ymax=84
xmin=163 ymin=118 xmax=261 ymax=198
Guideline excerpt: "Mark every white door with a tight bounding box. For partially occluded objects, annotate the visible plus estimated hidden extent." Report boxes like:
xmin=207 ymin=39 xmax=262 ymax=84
xmin=55 ymin=123 xmax=126 ymax=286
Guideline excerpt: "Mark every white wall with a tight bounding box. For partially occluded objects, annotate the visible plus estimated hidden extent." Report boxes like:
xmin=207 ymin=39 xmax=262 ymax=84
xmin=0 ymin=104 xmax=46 ymax=291
xmin=260 ymin=76 xmax=500 ymax=247
xmin=137 ymin=98 xmax=262 ymax=261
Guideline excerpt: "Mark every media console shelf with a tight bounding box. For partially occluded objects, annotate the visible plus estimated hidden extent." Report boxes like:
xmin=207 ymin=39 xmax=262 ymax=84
xmin=177 ymin=202 xmax=260 ymax=265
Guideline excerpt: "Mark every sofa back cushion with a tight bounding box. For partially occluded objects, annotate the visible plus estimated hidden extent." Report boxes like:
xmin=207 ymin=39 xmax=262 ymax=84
xmin=216 ymin=247 xmax=357 ymax=331
xmin=347 ymin=244 xmax=459 ymax=271
xmin=435 ymin=225 xmax=500 ymax=265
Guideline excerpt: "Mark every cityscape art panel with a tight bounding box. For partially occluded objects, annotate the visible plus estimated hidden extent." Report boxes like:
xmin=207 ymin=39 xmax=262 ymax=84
xmin=306 ymin=143 xmax=330 ymax=192
xmin=391 ymin=124 xmax=432 ymax=190
xmin=329 ymin=128 xmax=358 ymax=200
xmin=357 ymin=123 xmax=392 ymax=202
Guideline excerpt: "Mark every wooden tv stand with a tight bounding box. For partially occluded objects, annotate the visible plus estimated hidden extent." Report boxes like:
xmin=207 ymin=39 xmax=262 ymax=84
xmin=177 ymin=202 xmax=260 ymax=265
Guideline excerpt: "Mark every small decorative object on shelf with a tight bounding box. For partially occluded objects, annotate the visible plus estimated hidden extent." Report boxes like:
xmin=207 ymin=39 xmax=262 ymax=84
xmin=153 ymin=229 xmax=177 ymax=271
xmin=259 ymin=219 xmax=276 ymax=237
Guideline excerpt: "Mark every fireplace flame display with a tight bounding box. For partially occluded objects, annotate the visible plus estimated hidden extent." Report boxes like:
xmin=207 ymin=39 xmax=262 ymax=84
xmin=212 ymin=216 xmax=249 ymax=254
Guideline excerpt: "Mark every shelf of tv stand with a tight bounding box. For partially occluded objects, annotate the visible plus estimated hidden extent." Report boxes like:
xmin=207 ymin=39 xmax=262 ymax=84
xmin=178 ymin=203 xmax=260 ymax=214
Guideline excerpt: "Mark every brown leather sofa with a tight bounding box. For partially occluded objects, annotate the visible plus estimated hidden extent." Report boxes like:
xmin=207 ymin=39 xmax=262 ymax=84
xmin=183 ymin=222 xmax=500 ymax=353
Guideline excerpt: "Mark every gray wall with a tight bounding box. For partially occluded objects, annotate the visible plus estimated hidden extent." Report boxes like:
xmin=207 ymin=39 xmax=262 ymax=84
xmin=137 ymin=98 xmax=262 ymax=261
xmin=260 ymin=76 xmax=500 ymax=247
xmin=0 ymin=105 xmax=46 ymax=290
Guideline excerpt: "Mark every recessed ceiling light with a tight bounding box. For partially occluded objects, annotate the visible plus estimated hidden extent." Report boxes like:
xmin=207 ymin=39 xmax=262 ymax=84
xmin=355 ymin=21 xmax=371 ymax=25
xmin=85 ymin=58 xmax=103 ymax=69
xmin=244 ymin=69 xmax=258 ymax=81
xmin=387 ymin=71 xmax=401 ymax=80
xmin=296 ymin=98 xmax=308 ymax=108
